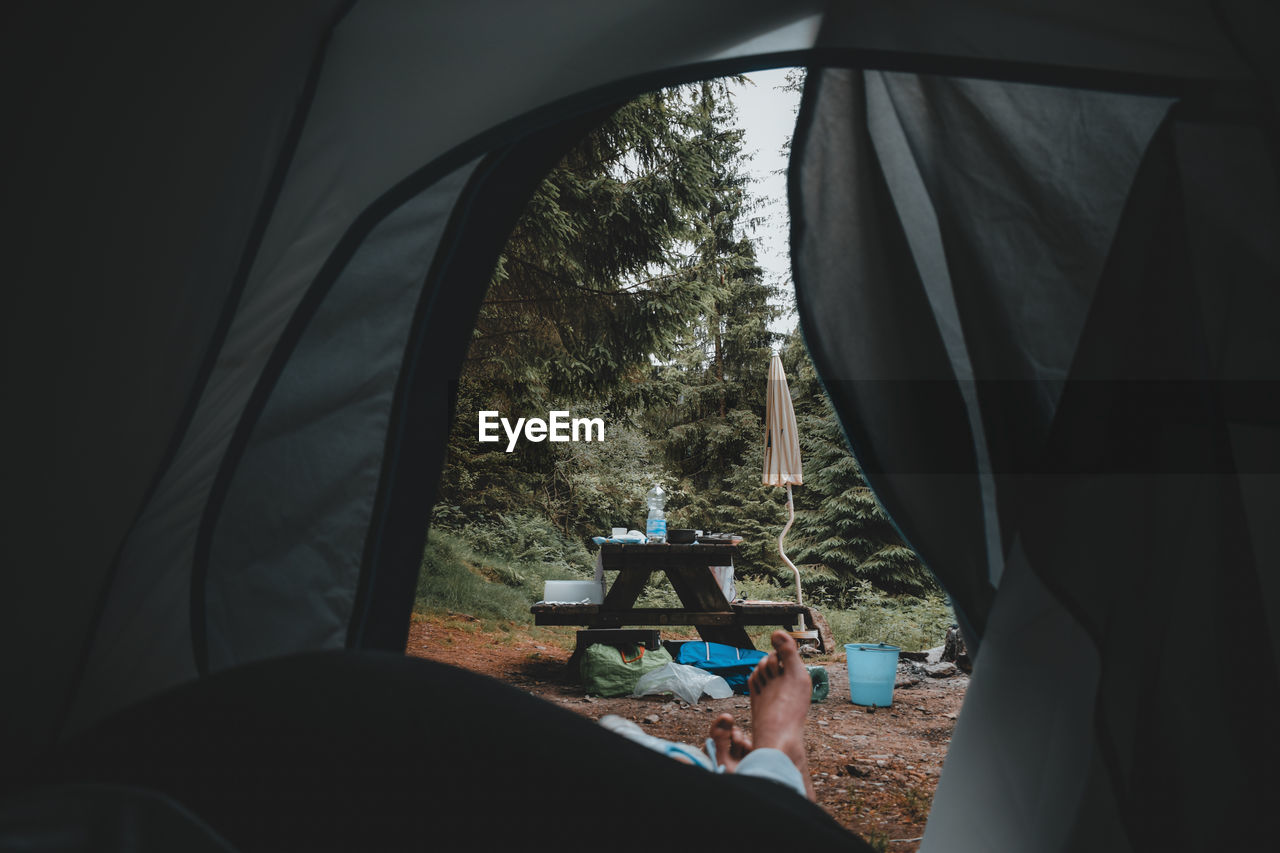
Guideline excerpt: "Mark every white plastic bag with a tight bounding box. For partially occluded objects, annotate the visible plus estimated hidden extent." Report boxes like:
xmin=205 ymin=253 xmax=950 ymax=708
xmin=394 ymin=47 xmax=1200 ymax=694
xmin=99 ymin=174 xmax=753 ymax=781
xmin=632 ymin=662 xmax=733 ymax=704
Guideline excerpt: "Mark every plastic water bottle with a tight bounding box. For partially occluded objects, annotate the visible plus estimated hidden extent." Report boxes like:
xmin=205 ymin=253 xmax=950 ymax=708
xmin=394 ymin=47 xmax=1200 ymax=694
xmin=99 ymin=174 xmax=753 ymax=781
xmin=645 ymin=484 xmax=667 ymax=543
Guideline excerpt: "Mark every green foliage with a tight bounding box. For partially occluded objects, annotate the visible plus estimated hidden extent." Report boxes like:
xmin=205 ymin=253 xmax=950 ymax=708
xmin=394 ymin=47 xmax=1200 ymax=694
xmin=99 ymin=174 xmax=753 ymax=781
xmin=415 ymin=530 xmax=540 ymax=623
xmin=541 ymin=422 xmax=662 ymax=535
xmin=633 ymin=571 xmax=683 ymax=609
xmin=417 ymin=514 xmax=606 ymax=625
xmin=437 ymin=82 xmax=749 ymax=535
xmin=433 ymin=512 xmax=594 ymax=585
xmin=822 ymin=583 xmax=955 ymax=652
xmin=468 ymin=87 xmax=725 ymax=409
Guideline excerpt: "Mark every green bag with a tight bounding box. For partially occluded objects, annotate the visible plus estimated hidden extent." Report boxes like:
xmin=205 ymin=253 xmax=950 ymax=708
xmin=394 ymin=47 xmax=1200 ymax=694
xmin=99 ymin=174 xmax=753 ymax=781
xmin=580 ymin=643 xmax=674 ymax=697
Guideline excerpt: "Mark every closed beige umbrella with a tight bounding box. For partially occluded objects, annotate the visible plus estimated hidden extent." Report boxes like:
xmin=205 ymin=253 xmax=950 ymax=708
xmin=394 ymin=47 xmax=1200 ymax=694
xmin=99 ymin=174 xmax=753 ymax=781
xmin=763 ymin=353 xmax=803 ymax=488
xmin=763 ymin=352 xmax=815 ymax=638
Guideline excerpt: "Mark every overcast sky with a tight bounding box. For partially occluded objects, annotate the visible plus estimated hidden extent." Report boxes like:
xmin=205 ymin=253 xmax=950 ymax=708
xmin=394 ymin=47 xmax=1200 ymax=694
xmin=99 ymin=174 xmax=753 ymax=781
xmin=731 ymin=68 xmax=803 ymax=337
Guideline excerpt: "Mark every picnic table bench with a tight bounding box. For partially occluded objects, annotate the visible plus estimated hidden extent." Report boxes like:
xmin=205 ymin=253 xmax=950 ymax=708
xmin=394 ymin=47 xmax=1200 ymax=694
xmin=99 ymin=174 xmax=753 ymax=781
xmin=530 ymin=543 xmax=830 ymax=668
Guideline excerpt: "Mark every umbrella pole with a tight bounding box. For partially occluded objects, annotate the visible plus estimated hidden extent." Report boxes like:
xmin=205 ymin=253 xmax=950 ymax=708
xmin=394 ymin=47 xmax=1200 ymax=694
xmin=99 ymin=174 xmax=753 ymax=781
xmin=778 ymin=483 xmax=807 ymax=633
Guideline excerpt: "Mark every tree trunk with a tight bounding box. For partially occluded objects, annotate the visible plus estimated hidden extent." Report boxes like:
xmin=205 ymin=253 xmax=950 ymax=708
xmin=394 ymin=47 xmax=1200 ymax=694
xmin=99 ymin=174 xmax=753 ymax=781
xmin=714 ymin=289 xmax=725 ymax=418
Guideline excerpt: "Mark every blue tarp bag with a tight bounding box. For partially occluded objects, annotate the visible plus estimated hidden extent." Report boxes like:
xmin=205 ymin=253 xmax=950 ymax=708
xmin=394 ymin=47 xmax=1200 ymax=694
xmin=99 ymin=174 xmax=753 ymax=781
xmin=673 ymin=642 xmax=767 ymax=694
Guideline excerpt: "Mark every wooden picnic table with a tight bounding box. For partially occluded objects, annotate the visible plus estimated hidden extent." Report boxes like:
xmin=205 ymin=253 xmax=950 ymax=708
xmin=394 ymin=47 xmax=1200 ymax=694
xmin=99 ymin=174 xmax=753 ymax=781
xmin=531 ymin=543 xmax=827 ymax=663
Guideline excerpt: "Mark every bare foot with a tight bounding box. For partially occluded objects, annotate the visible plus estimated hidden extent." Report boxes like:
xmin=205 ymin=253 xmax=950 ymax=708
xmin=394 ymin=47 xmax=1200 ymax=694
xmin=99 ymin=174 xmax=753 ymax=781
xmin=709 ymin=712 xmax=753 ymax=772
xmin=747 ymin=630 xmax=815 ymax=800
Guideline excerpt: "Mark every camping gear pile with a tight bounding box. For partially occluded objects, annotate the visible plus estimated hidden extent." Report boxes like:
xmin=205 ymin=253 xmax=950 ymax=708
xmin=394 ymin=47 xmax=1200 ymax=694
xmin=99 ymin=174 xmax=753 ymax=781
xmin=581 ymin=640 xmax=829 ymax=705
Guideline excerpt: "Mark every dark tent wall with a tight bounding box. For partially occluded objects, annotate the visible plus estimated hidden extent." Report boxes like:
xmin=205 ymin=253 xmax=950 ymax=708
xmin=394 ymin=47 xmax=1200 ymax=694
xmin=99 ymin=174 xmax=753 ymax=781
xmin=791 ymin=62 xmax=1280 ymax=853
xmin=790 ymin=70 xmax=1176 ymax=644
xmin=5 ymin=1 xmax=1280 ymax=851
xmin=4 ymin=0 xmax=347 ymax=777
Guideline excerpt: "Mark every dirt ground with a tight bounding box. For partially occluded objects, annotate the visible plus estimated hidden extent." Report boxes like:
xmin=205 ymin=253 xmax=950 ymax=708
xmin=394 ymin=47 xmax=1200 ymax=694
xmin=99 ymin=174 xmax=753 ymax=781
xmin=406 ymin=615 xmax=967 ymax=850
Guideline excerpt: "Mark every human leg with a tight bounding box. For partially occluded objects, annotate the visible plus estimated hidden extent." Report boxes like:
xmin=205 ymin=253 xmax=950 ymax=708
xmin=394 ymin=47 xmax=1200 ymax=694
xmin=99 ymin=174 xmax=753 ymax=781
xmin=746 ymin=630 xmax=816 ymax=800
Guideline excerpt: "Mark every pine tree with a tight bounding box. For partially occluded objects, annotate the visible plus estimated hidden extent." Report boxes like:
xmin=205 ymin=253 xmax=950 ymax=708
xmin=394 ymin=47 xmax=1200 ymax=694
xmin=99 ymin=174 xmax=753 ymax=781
xmin=462 ymin=87 xmax=723 ymax=412
xmin=780 ymin=332 xmax=937 ymax=597
xmin=643 ymin=80 xmax=789 ymax=570
xmin=437 ymin=83 xmax=737 ymax=533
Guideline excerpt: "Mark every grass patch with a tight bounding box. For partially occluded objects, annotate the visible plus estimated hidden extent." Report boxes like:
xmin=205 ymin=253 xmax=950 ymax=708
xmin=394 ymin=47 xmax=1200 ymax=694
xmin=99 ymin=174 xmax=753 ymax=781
xmin=737 ymin=574 xmax=954 ymax=652
xmin=416 ymin=515 xmax=600 ymax=624
xmin=822 ymin=585 xmax=954 ymax=652
xmin=416 ymin=529 xmax=543 ymax=622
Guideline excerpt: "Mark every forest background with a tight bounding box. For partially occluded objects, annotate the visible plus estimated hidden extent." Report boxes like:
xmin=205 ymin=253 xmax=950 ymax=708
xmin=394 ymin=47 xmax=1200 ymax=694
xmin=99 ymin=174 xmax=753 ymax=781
xmin=417 ymin=74 xmax=955 ymax=651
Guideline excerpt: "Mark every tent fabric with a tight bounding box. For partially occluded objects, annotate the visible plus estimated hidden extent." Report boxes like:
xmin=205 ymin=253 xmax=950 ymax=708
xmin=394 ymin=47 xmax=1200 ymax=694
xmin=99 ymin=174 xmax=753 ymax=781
xmin=791 ymin=65 xmax=1280 ymax=851
xmin=5 ymin=0 xmax=349 ymax=775
xmin=204 ymin=161 xmax=483 ymax=672
xmin=69 ymin=102 xmax=624 ymax=730
xmin=71 ymin=158 xmax=487 ymax=728
xmin=5 ymin=1 xmax=1280 ymax=850
xmin=790 ymin=66 xmax=1175 ymax=641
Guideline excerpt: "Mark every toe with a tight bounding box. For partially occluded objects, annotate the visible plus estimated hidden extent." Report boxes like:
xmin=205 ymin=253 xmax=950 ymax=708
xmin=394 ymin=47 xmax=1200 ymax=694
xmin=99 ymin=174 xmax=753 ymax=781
xmin=772 ymin=630 xmax=802 ymax=667
xmin=771 ymin=629 xmax=798 ymax=655
xmin=749 ymin=660 xmax=773 ymax=691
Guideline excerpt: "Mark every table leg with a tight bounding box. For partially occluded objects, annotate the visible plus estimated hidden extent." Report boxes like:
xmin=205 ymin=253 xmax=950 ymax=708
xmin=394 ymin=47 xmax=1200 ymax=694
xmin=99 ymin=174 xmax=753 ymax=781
xmin=599 ymin=568 xmax=652 ymax=614
xmin=663 ymin=567 xmax=755 ymax=649
xmin=694 ymin=623 xmax=756 ymax=649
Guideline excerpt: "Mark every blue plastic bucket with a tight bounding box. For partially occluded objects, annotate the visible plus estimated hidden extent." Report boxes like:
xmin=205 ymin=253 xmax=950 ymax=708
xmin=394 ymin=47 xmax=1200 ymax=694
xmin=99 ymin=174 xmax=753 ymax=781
xmin=845 ymin=643 xmax=900 ymax=707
